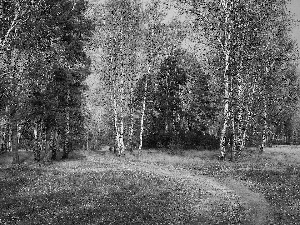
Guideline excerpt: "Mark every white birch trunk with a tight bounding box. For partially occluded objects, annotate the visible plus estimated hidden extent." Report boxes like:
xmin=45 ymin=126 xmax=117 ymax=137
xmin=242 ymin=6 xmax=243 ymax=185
xmin=113 ymin=94 xmax=120 ymax=155
xmin=0 ymin=2 xmax=21 ymax=49
xmin=86 ymin=132 xmax=89 ymax=151
xmin=11 ymin=119 xmax=19 ymax=164
xmin=62 ymin=89 xmax=70 ymax=159
xmin=128 ymin=86 xmax=134 ymax=152
xmin=118 ymin=118 xmax=125 ymax=155
xmin=241 ymin=74 xmax=258 ymax=151
xmin=235 ymin=60 xmax=245 ymax=158
xmin=230 ymin=110 xmax=236 ymax=161
xmin=220 ymin=52 xmax=231 ymax=159
xmin=219 ymin=0 xmax=232 ymax=160
xmin=260 ymin=63 xmax=273 ymax=152
xmin=138 ymin=76 xmax=148 ymax=152
xmin=260 ymin=94 xmax=268 ymax=152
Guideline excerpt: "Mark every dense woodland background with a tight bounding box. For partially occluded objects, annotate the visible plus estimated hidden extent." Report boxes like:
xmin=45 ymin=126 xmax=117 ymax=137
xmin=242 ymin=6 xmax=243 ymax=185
xmin=0 ymin=0 xmax=299 ymax=164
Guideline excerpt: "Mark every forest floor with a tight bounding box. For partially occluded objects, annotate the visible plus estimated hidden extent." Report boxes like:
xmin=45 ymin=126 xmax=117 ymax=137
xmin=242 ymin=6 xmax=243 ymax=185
xmin=0 ymin=145 xmax=299 ymax=224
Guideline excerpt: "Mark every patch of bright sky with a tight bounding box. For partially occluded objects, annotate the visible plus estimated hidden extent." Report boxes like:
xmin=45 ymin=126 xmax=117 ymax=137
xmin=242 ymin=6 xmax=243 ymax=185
xmin=288 ymin=0 xmax=300 ymax=70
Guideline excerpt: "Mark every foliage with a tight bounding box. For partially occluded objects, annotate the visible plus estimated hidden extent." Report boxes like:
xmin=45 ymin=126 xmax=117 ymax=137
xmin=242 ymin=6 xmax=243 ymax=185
xmin=0 ymin=0 xmax=93 ymax=163
xmin=184 ymin=0 xmax=300 ymax=159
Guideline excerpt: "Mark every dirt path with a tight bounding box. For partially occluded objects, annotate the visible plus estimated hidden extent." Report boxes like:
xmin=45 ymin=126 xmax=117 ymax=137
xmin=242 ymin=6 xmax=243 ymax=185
xmin=124 ymin=160 xmax=271 ymax=225
xmin=220 ymin=178 xmax=271 ymax=225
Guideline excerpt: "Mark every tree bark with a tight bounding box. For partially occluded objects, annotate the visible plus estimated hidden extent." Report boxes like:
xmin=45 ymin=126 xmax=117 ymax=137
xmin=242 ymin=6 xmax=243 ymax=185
xmin=138 ymin=74 xmax=148 ymax=152
xmin=118 ymin=118 xmax=125 ymax=155
xmin=128 ymin=86 xmax=134 ymax=152
xmin=11 ymin=119 xmax=19 ymax=164
xmin=233 ymin=60 xmax=244 ymax=159
xmin=44 ymin=129 xmax=52 ymax=163
xmin=62 ymin=89 xmax=70 ymax=159
xmin=4 ymin=122 xmax=10 ymax=152
xmin=219 ymin=0 xmax=232 ymax=160
xmin=219 ymin=52 xmax=231 ymax=159
xmin=240 ymin=73 xmax=258 ymax=152
xmin=51 ymin=130 xmax=58 ymax=161
xmin=86 ymin=132 xmax=89 ymax=151
xmin=113 ymin=92 xmax=126 ymax=156
xmin=230 ymin=106 xmax=236 ymax=161
xmin=260 ymin=94 xmax=268 ymax=152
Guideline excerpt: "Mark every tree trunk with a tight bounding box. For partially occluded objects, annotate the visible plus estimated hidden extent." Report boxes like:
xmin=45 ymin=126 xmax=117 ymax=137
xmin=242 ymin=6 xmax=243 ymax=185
xmin=128 ymin=86 xmax=134 ymax=152
xmin=33 ymin=123 xmax=41 ymax=162
xmin=11 ymin=120 xmax=19 ymax=164
xmin=51 ymin=131 xmax=57 ymax=161
xmin=219 ymin=52 xmax=231 ymax=160
xmin=234 ymin=60 xmax=245 ymax=159
xmin=3 ymin=122 xmax=10 ymax=152
xmin=44 ymin=129 xmax=52 ymax=163
xmin=260 ymin=94 xmax=268 ymax=152
xmin=62 ymin=90 xmax=70 ymax=159
xmin=240 ymin=74 xmax=257 ymax=152
xmin=86 ymin=132 xmax=89 ymax=151
xmin=112 ymin=92 xmax=126 ymax=156
xmin=61 ymin=133 xmax=70 ymax=160
xmin=241 ymin=118 xmax=248 ymax=152
xmin=219 ymin=2 xmax=232 ymax=160
xmin=230 ymin=107 xmax=236 ymax=161
xmin=128 ymin=115 xmax=134 ymax=152
xmin=6 ymin=122 xmax=12 ymax=152
xmin=138 ymin=74 xmax=148 ymax=152
xmin=61 ymin=125 xmax=70 ymax=160
xmin=118 ymin=118 xmax=125 ymax=155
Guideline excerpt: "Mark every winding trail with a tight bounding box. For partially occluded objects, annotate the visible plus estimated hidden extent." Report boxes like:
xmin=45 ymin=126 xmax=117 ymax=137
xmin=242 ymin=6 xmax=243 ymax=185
xmin=220 ymin=178 xmax=271 ymax=225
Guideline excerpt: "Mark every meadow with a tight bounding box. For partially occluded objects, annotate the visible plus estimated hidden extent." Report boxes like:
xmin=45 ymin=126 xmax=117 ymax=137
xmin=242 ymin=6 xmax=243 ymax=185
xmin=0 ymin=146 xmax=299 ymax=225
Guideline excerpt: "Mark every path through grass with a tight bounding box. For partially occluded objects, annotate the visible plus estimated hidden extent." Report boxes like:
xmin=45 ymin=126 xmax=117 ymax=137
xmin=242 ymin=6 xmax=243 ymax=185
xmin=2 ymin=146 xmax=298 ymax=224
xmin=0 ymin=150 xmax=250 ymax=225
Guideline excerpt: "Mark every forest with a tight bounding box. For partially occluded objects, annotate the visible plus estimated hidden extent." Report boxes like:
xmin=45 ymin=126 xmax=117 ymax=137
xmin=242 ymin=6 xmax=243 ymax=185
xmin=1 ymin=0 xmax=300 ymax=224
xmin=2 ymin=0 xmax=299 ymax=163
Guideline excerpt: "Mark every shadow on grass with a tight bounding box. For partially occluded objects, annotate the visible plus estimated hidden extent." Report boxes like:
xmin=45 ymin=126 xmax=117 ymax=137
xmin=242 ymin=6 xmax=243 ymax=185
xmin=0 ymin=172 xmax=212 ymax=225
xmin=0 ymin=158 xmax=249 ymax=225
xmin=53 ymin=150 xmax=87 ymax=162
xmin=0 ymin=151 xmax=35 ymax=166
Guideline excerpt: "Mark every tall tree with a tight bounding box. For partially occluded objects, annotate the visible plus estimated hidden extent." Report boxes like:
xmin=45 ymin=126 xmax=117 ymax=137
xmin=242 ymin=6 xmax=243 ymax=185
xmin=0 ymin=0 xmax=93 ymax=163
xmin=186 ymin=0 xmax=298 ymax=160
xmin=92 ymin=0 xmax=142 ymax=155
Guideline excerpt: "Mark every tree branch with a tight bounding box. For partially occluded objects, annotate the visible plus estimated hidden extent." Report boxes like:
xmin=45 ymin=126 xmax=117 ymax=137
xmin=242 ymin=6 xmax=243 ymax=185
xmin=0 ymin=1 xmax=21 ymax=49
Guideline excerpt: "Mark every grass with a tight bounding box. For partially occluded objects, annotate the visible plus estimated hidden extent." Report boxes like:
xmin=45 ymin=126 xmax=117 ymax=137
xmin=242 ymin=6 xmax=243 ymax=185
xmin=0 ymin=146 xmax=299 ymax=224
xmin=123 ymin=147 xmax=300 ymax=225
xmin=0 ymin=159 xmax=246 ymax=224
xmin=231 ymin=153 xmax=300 ymax=225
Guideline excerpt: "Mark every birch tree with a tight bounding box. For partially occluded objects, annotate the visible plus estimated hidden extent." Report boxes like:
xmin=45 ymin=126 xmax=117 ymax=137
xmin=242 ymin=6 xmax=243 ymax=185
xmin=187 ymin=0 xmax=298 ymax=160
xmin=91 ymin=0 xmax=142 ymax=155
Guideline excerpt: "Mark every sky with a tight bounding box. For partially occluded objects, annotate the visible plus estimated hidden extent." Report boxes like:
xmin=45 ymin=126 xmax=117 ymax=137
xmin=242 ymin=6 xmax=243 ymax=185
xmin=289 ymin=0 xmax=300 ymax=70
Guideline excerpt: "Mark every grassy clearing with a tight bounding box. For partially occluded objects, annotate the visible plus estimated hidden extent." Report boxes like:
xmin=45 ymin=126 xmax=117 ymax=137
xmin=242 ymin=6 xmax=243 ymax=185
xmin=128 ymin=146 xmax=300 ymax=225
xmin=0 ymin=152 xmax=247 ymax=225
xmin=232 ymin=148 xmax=300 ymax=225
xmin=1 ymin=146 xmax=299 ymax=224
